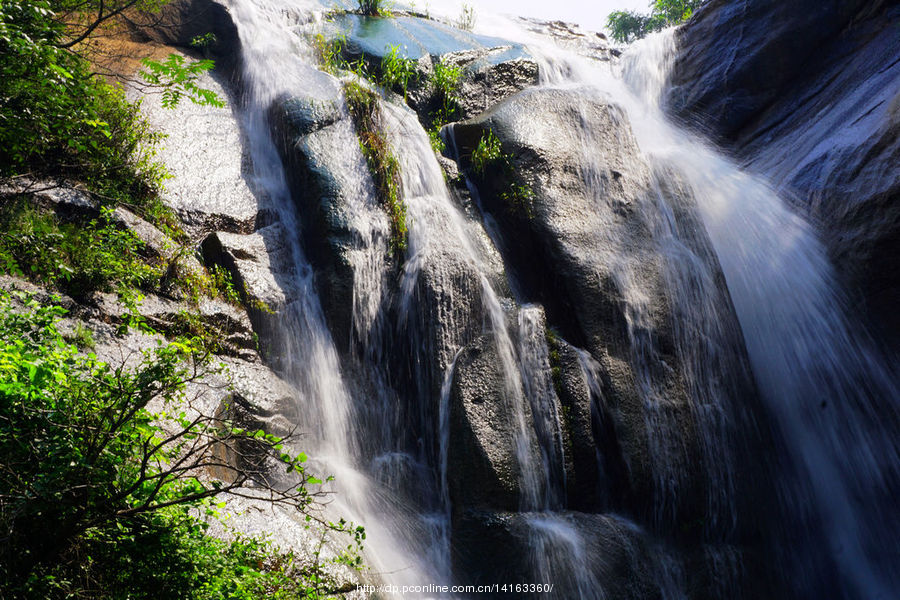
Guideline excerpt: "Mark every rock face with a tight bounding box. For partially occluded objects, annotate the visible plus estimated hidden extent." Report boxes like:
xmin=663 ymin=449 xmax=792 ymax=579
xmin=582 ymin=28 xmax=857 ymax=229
xmin=130 ymin=64 xmax=262 ymax=240
xmin=668 ymin=0 xmax=900 ymax=347
xmin=452 ymin=510 xmax=672 ymax=599
xmin=200 ymin=224 xmax=300 ymax=357
xmin=127 ymin=0 xmax=243 ymax=74
xmin=430 ymin=49 xmax=538 ymax=121
xmin=269 ymin=82 xmax=393 ymax=353
xmin=451 ymin=87 xmax=761 ymax=536
xmin=448 ymin=333 xmax=539 ymax=512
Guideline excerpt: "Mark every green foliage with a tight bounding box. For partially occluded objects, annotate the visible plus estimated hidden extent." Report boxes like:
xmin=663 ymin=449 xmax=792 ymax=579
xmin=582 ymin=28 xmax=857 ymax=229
xmin=607 ymin=0 xmax=705 ymax=43
xmin=432 ymin=58 xmax=462 ymax=105
xmin=471 ymin=130 xmax=503 ymax=176
xmin=189 ymin=32 xmax=217 ymax=50
xmin=380 ymin=44 xmax=417 ymax=99
xmin=140 ymin=54 xmax=225 ymax=109
xmin=1 ymin=0 xmax=224 ymax=215
xmin=68 ymin=321 xmax=96 ymax=349
xmin=168 ymin=258 xmax=242 ymax=308
xmin=313 ymin=32 xmax=347 ymax=74
xmin=1 ymin=1 xmax=165 ymax=202
xmin=499 ymin=182 xmax=535 ymax=219
xmin=0 ymin=199 xmax=163 ymax=298
xmin=606 ymin=10 xmax=653 ymax=44
xmin=427 ymin=126 xmax=446 ymax=153
xmin=424 ymin=59 xmax=461 ymax=153
xmin=0 ymin=293 xmax=364 ymax=598
xmin=344 ymin=81 xmax=408 ymax=256
xmin=469 ymin=129 xmax=535 ymax=218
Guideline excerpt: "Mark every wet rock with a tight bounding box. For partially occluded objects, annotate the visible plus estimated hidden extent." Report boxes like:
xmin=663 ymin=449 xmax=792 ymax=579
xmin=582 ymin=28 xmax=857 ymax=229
xmin=669 ymin=0 xmax=900 ymax=346
xmin=448 ymin=333 xmax=540 ymax=512
xmin=667 ymin=0 xmax=874 ymax=143
xmin=270 ymin=83 xmax=392 ymax=352
xmin=427 ymin=49 xmax=538 ymax=121
xmin=551 ymin=338 xmax=606 ymax=511
xmin=451 ymin=87 xmax=759 ymax=536
xmin=452 ymin=510 xmax=669 ymax=599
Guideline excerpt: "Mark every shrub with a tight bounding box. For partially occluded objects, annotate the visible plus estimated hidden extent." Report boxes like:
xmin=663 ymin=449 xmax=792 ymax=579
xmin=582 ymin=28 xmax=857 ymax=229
xmin=471 ymin=130 xmax=503 ymax=176
xmin=469 ymin=129 xmax=535 ymax=218
xmin=356 ymin=0 xmax=387 ymax=17
xmin=0 ymin=200 xmax=163 ymax=298
xmin=456 ymin=3 xmax=476 ymax=31
xmin=0 ymin=293 xmax=364 ymax=598
xmin=432 ymin=58 xmax=462 ymax=106
xmin=312 ymin=32 xmax=347 ymax=74
xmin=69 ymin=321 xmax=96 ymax=349
xmin=425 ymin=58 xmax=462 ymax=153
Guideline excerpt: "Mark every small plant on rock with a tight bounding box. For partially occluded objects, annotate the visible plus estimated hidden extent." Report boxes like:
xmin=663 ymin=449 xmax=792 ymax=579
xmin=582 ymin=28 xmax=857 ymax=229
xmin=380 ymin=44 xmax=417 ymax=99
xmin=426 ymin=58 xmax=462 ymax=152
xmin=343 ymin=81 xmax=408 ymax=255
xmin=471 ymin=129 xmax=504 ymax=176
xmin=456 ymin=3 xmax=476 ymax=31
xmin=470 ymin=129 xmax=535 ymax=218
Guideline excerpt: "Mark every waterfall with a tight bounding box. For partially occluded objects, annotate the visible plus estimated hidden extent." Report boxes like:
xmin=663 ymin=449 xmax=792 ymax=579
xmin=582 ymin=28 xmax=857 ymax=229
xmin=519 ymin=26 xmax=900 ymax=600
xmin=197 ymin=0 xmax=899 ymax=596
xmin=223 ymin=0 xmax=442 ymax=587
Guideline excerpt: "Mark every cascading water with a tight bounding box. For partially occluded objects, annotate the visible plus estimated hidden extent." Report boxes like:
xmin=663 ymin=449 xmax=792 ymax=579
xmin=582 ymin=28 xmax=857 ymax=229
xmin=222 ymin=0 xmax=444 ymax=587
xmin=514 ymin=25 xmax=900 ymax=599
xmin=190 ymin=0 xmax=899 ymax=596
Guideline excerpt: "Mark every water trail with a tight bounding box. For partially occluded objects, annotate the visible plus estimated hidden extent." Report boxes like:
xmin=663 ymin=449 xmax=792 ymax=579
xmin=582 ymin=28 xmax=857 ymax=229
xmin=454 ymin=11 xmax=900 ymax=595
xmin=216 ymin=2 xmax=897 ymax=595
xmin=619 ymin=31 xmax=900 ymax=599
xmin=519 ymin=26 xmax=900 ymax=599
xmin=224 ymin=0 xmax=439 ymax=586
xmin=382 ymin=74 xmax=611 ymax=592
xmin=518 ymin=306 xmax=567 ymax=510
xmin=526 ymin=514 xmax=604 ymax=599
xmin=383 ymin=99 xmax=545 ymax=510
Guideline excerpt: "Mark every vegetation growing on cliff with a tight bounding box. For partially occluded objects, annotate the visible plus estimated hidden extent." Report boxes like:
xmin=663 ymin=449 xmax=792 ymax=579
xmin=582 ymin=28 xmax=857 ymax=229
xmin=0 ymin=0 xmax=242 ymax=316
xmin=426 ymin=57 xmax=462 ymax=152
xmin=344 ymin=81 xmax=408 ymax=255
xmin=607 ymin=0 xmax=705 ymax=43
xmin=470 ymin=129 xmax=535 ymax=218
xmin=0 ymin=294 xmax=364 ymax=598
xmin=0 ymin=0 xmax=219 ymax=208
xmin=1 ymin=2 xmax=366 ymax=597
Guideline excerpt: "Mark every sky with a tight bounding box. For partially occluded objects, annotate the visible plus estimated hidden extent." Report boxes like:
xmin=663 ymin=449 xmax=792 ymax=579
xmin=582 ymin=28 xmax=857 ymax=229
xmin=424 ymin=0 xmax=652 ymax=35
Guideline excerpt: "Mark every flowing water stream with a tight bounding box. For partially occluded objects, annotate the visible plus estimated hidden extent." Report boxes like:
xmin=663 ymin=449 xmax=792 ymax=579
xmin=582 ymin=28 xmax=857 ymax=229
xmin=211 ymin=1 xmax=898 ymax=597
xmin=521 ymin=26 xmax=900 ymax=600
